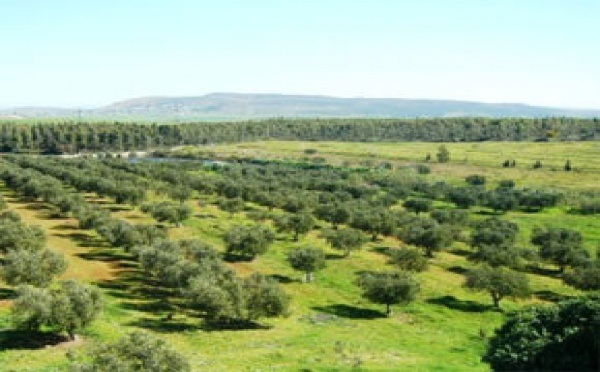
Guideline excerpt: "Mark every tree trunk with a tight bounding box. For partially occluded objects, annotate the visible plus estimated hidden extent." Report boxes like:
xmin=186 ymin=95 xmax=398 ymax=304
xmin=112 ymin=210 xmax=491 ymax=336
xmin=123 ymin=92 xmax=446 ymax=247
xmin=67 ymin=329 xmax=76 ymax=341
xmin=294 ymin=231 xmax=299 ymax=241
xmin=386 ymin=303 xmax=392 ymax=317
xmin=305 ymin=272 xmax=313 ymax=283
xmin=491 ymin=293 xmax=501 ymax=308
xmin=425 ymin=249 xmax=434 ymax=258
xmin=371 ymin=233 xmax=378 ymax=242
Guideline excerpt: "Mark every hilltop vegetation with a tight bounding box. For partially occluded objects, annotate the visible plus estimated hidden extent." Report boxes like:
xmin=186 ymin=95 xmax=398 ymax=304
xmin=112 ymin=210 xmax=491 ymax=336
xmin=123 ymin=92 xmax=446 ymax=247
xmin=3 ymin=93 xmax=600 ymax=120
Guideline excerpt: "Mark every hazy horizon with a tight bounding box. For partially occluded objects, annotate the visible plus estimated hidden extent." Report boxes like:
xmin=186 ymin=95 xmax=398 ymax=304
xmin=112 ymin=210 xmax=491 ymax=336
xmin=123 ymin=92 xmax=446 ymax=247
xmin=3 ymin=92 xmax=600 ymax=112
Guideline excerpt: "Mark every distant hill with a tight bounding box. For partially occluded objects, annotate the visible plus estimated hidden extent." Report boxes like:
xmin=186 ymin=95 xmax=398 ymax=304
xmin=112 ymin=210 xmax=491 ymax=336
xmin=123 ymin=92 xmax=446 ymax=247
xmin=2 ymin=93 xmax=600 ymax=120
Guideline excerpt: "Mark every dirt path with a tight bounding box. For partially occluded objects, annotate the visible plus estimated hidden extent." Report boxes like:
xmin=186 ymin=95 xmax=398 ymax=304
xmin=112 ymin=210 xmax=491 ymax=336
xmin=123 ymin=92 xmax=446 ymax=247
xmin=1 ymin=190 xmax=118 ymax=283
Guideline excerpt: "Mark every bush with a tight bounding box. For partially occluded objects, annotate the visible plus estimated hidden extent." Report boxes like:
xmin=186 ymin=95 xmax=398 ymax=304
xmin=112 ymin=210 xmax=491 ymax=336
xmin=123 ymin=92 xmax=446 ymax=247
xmin=436 ymin=145 xmax=450 ymax=163
xmin=415 ymin=164 xmax=431 ymax=174
xmin=563 ymin=264 xmax=600 ymax=290
xmin=402 ymin=198 xmax=432 ymax=215
xmin=484 ymin=296 xmax=600 ymax=371
xmin=578 ymin=199 xmax=600 ymax=215
xmin=498 ymin=179 xmax=515 ymax=189
xmin=465 ymin=174 xmax=486 ymax=186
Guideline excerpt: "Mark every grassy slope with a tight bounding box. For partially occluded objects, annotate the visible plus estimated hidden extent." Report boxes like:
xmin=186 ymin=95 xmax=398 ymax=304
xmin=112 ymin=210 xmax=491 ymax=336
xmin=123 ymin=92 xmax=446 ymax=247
xmin=1 ymin=141 xmax=596 ymax=370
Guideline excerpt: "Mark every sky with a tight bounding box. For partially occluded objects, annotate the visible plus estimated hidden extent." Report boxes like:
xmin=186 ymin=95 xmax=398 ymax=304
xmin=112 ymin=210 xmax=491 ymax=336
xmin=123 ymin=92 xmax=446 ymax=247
xmin=1 ymin=0 xmax=599 ymax=109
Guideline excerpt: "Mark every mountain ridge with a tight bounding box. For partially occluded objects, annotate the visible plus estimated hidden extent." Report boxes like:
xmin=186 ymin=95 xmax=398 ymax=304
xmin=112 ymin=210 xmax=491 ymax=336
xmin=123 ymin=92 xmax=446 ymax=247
xmin=2 ymin=93 xmax=599 ymax=120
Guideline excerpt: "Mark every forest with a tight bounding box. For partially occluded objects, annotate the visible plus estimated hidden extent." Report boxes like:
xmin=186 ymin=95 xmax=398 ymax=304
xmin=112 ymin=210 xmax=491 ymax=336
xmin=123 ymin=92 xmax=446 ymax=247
xmin=1 ymin=116 xmax=600 ymax=154
xmin=0 ymin=130 xmax=599 ymax=370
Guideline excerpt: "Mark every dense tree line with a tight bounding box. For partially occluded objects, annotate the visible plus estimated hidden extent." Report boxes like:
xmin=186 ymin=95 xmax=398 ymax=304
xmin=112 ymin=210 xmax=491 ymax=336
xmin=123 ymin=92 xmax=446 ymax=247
xmin=1 ymin=117 xmax=600 ymax=153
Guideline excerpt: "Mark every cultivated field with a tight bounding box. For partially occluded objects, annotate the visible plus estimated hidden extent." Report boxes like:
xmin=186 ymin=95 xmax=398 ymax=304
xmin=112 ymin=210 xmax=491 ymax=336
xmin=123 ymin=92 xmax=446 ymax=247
xmin=1 ymin=140 xmax=598 ymax=371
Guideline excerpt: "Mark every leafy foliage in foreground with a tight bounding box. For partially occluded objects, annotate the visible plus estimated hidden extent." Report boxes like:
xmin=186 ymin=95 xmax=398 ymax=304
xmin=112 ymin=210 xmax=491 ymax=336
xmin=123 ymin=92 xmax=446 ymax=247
xmin=484 ymin=296 xmax=600 ymax=371
xmin=70 ymin=331 xmax=190 ymax=372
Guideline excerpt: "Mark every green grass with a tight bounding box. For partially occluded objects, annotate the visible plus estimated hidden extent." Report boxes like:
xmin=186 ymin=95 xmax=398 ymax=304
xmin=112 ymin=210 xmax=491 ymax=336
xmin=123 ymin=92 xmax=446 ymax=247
xmin=190 ymin=140 xmax=600 ymax=192
xmin=2 ymin=141 xmax=597 ymax=370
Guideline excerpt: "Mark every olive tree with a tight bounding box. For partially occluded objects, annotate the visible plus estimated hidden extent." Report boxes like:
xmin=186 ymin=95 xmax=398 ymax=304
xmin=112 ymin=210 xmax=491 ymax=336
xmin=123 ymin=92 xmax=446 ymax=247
xmin=69 ymin=331 xmax=190 ymax=372
xmin=465 ymin=266 xmax=530 ymax=308
xmin=12 ymin=280 xmax=102 ymax=340
xmin=357 ymin=271 xmax=420 ymax=317
xmin=0 ymin=220 xmax=46 ymax=253
xmin=324 ymin=228 xmax=366 ymax=257
xmin=184 ymin=272 xmax=289 ymax=325
xmin=50 ymin=280 xmax=103 ymax=340
xmin=287 ymin=247 xmax=327 ymax=282
xmin=387 ymin=247 xmax=428 ymax=272
xmin=400 ymin=217 xmax=454 ymax=258
xmin=563 ymin=262 xmax=600 ymax=291
xmin=274 ymin=212 xmax=315 ymax=241
xmin=1 ymin=248 xmax=67 ymax=287
xmin=11 ymin=285 xmax=54 ymax=331
xmin=402 ymin=198 xmax=432 ymax=215
xmin=224 ymin=224 xmax=275 ymax=260
xmin=531 ymin=227 xmax=589 ymax=272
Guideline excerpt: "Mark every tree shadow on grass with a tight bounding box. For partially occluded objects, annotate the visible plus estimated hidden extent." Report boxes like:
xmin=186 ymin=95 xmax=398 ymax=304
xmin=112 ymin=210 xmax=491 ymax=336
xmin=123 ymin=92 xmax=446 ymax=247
xmin=0 ymin=330 xmax=69 ymax=351
xmin=20 ymin=201 xmax=50 ymax=210
xmin=474 ymin=209 xmax=503 ymax=216
xmin=524 ymin=264 xmax=560 ymax=277
xmin=96 ymin=271 xmax=150 ymax=299
xmin=56 ymin=232 xmax=109 ymax=248
xmin=105 ymin=205 xmax=133 ymax=213
xmin=448 ymin=248 xmax=472 ymax=258
xmin=0 ymin=287 xmax=15 ymax=300
xmin=223 ymin=253 xmax=256 ymax=263
xmin=127 ymin=317 xmax=196 ymax=333
xmin=447 ymin=266 xmax=469 ymax=275
xmin=370 ymin=246 xmax=392 ymax=255
xmin=325 ymin=253 xmax=346 ymax=260
xmin=268 ymin=274 xmax=296 ymax=284
xmin=77 ymin=249 xmax=136 ymax=269
xmin=426 ymin=295 xmax=493 ymax=313
xmin=200 ymin=320 xmax=271 ymax=332
xmin=120 ymin=298 xmax=175 ymax=313
xmin=312 ymin=304 xmax=384 ymax=319
xmin=534 ymin=290 xmax=571 ymax=303
xmin=51 ymin=223 xmax=76 ymax=231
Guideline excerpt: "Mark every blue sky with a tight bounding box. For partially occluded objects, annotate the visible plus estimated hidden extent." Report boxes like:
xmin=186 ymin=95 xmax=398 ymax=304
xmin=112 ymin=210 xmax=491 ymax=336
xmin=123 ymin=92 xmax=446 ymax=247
xmin=1 ymin=0 xmax=599 ymax=108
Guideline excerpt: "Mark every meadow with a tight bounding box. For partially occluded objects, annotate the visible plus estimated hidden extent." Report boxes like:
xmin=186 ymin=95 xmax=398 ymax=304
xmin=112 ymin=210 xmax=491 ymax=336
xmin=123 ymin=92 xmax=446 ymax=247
xmin=189 ymin=140 xmax=600 ymax=191
xmin=0 ymin=140 xmax=598 ymax=371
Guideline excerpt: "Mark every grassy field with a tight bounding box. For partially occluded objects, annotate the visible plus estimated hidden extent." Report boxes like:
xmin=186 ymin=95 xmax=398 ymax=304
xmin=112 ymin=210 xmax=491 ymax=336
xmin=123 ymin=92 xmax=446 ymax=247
xmin=188 ymin=140 xmax=600 ymax=192
xmin=1 ymin=141 xmax=597 ymax=371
